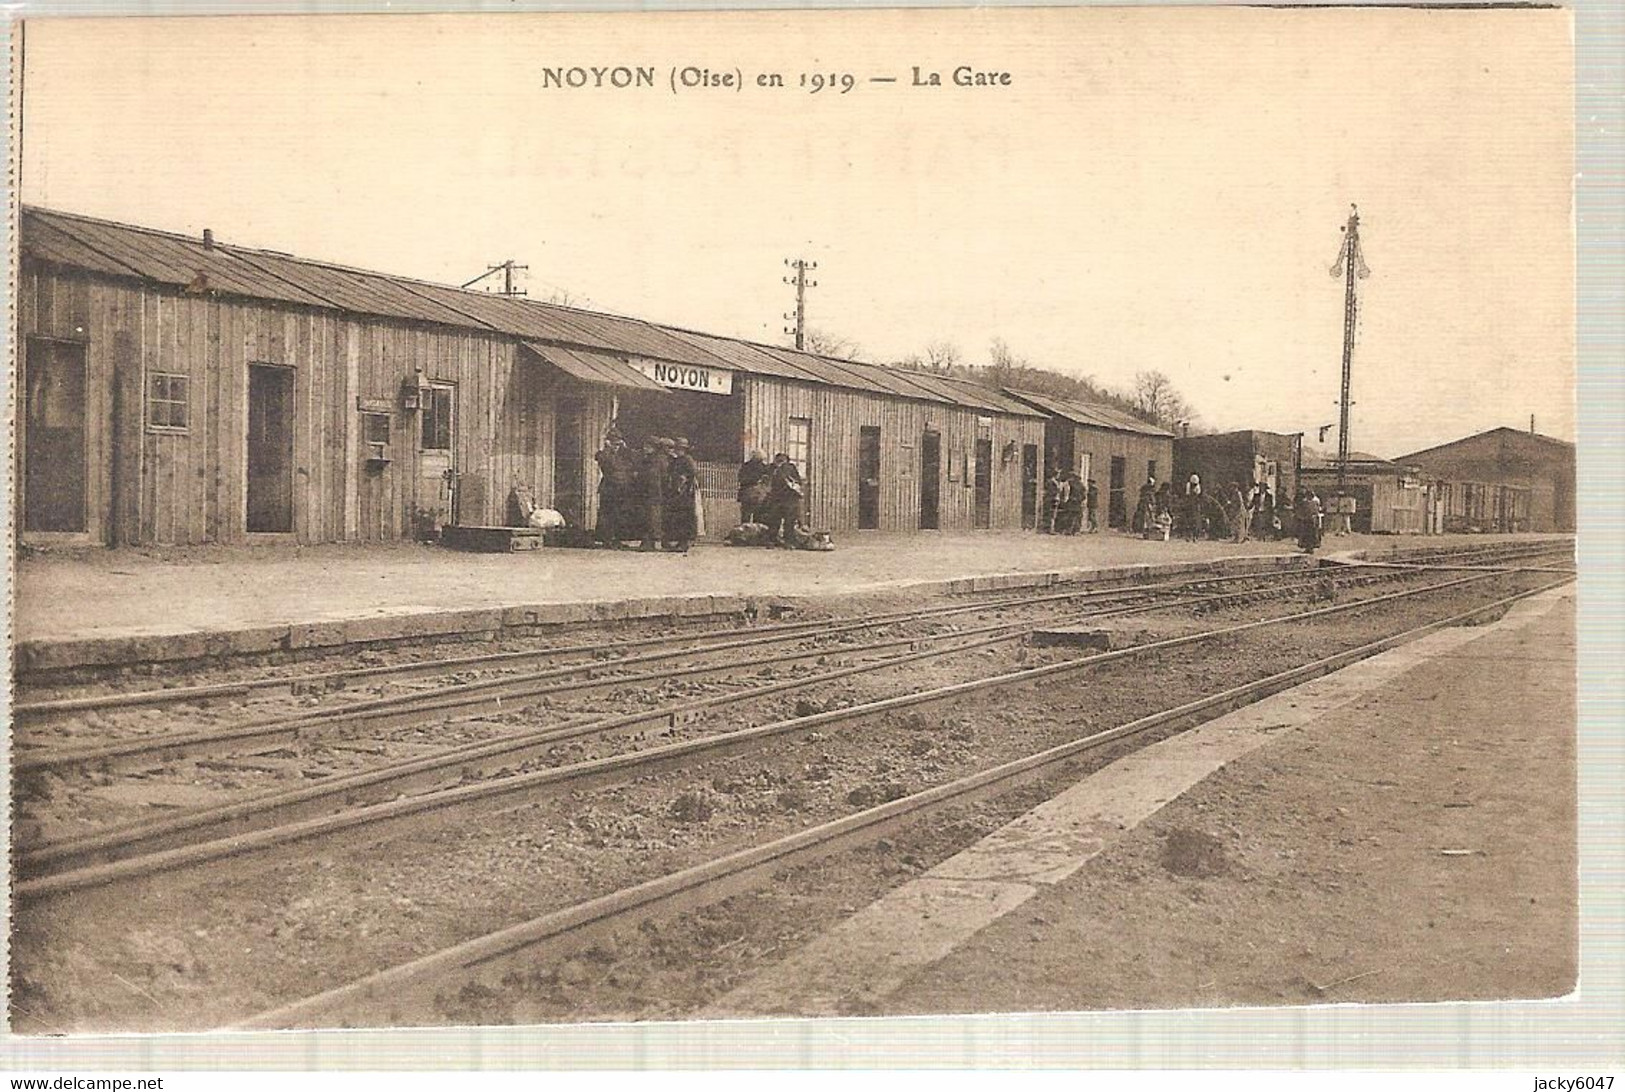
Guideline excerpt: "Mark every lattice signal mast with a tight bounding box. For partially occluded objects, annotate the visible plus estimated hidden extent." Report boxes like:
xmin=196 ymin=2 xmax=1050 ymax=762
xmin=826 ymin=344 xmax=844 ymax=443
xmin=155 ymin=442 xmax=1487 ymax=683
xmin=1328 ymin=205 xmax=1371 ymax=497
xmin=783 ymin=258 xmax=817 ymax=351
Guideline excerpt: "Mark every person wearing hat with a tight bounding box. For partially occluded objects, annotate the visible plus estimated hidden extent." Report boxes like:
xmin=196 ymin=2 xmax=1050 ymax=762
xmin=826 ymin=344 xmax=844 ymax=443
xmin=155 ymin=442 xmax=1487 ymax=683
xmin=664 ymin=436 xmax=699 ymax=553
xmin=767 ymin=452 xmax=805 ymax=546
xmin=738 ymin=450 xmax=771 ymax=526
xmin=636 ymin=438 xmax=669 ymax=551
xmin=1183 ymin=473 xmax=1205 ymax=541
xmin=594 ymin=426 xmax=636 ymax=548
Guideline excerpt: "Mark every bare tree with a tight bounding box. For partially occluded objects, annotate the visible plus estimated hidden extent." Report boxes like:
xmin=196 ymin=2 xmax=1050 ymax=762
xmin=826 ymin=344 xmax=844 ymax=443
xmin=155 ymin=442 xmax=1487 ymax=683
xmin=1130 ymin=370 xmax=1197 ymax=431
xmin=801 ymin=328 xmax=863 ymax=360
xmin=923 ymin=339 xmax=961 ymax=374
xmin=896 ymin=339 xmax=963 ymax=374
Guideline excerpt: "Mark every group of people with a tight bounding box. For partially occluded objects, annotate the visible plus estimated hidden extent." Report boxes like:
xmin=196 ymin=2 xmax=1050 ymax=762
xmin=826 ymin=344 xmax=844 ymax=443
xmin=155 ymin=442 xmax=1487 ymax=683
xmin=1128 ymin=474 xmax=1292 ymax=544
xmin=593 ymin=427 xmax=701 ymax=552
xmin=1040 ymin=469 xmax=1099 ymax=534
xmin=593 ymin=429 xmax=813 ymax=553
xmin=735 ymin=450 xmax=807 ymax=546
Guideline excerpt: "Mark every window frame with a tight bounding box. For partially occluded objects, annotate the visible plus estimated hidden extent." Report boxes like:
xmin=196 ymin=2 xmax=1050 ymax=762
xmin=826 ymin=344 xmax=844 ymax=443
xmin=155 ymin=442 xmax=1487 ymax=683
xmin=146 ymin=371 xmax=191 ymax=434
xmin=786 ymin=415 xmax=812 ymax=480
xmin=419 ymin=382 xmax=455 ymax=453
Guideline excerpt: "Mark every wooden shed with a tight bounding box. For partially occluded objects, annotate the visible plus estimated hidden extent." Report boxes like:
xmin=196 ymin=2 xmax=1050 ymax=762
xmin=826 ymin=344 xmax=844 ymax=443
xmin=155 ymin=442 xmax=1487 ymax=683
xmin=1299 ymin=455 xmax=1432 ymax=534
xmin=16 ymin=205 xmax=1044 ymax=548
xmin=1002 ymin=389 xmax=1174 ymax=529
xmin=1173 ymin=430 xmax=1302 ymax=515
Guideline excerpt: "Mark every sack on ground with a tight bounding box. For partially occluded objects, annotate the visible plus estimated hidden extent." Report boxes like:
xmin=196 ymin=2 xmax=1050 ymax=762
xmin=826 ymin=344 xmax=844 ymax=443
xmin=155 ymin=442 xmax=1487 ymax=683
xmin=528 ymin=508 xmax=567 ymax=530
xmin=726 ymin=522 xmax=774 ymax=547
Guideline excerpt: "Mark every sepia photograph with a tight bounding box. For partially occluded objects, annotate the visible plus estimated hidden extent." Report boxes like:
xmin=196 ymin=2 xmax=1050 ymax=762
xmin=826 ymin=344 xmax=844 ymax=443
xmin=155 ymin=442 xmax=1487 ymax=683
xmin=4 ymin=4 xmax=1586 ymax=1045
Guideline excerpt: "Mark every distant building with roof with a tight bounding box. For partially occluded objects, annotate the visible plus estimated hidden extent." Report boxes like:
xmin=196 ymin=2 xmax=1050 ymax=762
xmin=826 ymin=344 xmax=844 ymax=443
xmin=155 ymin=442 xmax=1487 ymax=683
xmin=1397 ymin=427 xmax=1575 ymax=533
xmin=1000 ymin=388 xmax=1174 ymax=529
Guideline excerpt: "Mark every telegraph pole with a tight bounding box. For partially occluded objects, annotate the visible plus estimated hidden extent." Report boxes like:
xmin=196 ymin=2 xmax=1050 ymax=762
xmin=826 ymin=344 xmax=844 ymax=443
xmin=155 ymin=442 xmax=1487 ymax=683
xmin=462 ymin=259 xmax=529 ymax=297
xmin=1328 ymin=205 xmax=1370 ymax=498
xmin=783 ymin=258 xmax=817 ymax=350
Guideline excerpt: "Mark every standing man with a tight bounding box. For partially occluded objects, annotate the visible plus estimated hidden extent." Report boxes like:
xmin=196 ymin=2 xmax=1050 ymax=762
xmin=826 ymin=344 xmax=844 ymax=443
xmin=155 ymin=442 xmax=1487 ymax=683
xmin=665 ymin=437 xmax=699 ymax=553
xmin=637 ymin=438 xmax=669 ymax=552
xmin=593 ymin=426 xmax=635 ymax=549
xmin=738 ymin=450 xmax=771 ymax=526
xmin=767 ymin=452 xmax=805 ymax=546
xmin=1085 ymin=479 xmax=1100 ymax=533
xmin=1042 ymin=467 xmax=1062 ymax=534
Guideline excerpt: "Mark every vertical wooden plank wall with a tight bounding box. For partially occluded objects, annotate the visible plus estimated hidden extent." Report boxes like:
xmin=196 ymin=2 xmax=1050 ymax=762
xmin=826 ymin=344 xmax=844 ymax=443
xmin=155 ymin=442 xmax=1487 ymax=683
xmin=20 ymin=263 xmax=1064 ymax=546
xmin=17 ymin=264 xmax=547 ymax=546
xmin=741 ymin=376 xmax=1042 ymax=532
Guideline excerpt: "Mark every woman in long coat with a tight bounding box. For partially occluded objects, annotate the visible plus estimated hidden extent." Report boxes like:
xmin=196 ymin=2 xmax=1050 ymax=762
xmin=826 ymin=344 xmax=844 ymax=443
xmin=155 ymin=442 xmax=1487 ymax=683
xmin=664 ymin=437 xmax=699 ymax=552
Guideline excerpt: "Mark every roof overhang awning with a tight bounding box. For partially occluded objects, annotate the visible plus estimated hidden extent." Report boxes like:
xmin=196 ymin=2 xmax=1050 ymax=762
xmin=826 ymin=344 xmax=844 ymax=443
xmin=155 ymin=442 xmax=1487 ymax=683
xmin=523 ymin=341 xmax=667 ymax=392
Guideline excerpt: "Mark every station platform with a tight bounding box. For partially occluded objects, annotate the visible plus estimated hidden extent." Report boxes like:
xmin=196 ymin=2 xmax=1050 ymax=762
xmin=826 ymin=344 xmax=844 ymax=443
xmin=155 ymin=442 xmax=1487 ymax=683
xmin=10 ymin=531 xmax=1559 ymax=675
xmin=709 ymin=582 xmax=1578 ymax=1017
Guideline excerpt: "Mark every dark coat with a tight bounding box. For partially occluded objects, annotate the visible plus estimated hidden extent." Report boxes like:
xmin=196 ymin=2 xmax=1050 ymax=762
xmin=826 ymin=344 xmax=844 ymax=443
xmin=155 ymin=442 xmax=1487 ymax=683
xmin=665 ymin=452 xmax=699 ymax=541
xmin=638 ymin=450 xmax=669 ymax=505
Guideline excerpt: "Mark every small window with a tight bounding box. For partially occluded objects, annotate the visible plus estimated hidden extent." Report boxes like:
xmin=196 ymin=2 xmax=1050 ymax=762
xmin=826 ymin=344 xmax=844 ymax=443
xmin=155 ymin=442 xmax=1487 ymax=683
xmin=363 ymin=412 xmax=391 ymax=445
xmin=1147 ymin=459 xmax=1157 ymax=483
xmin=147 ymin=372 xmax=190 ymax=431
xmin=786 ymin=416 xmax=812 ymax=478
xmin=421 ymin=385 xmax=453 ymax=451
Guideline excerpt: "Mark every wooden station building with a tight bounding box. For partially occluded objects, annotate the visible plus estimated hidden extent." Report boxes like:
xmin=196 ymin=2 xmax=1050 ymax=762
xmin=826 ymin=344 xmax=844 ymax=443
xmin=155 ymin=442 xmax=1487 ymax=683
xmin=1397 ymin=427 xmax=1575 ymax=534
xmin=15 ymin=206 xmax=1048 ymax=548
xmin=1002 ymin=389 xmax=1174 ymax=529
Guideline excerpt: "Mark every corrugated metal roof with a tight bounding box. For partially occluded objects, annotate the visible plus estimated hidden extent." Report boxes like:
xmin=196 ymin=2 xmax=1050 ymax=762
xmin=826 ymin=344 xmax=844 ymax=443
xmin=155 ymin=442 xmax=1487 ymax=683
xmin=521 ymin=342 xmax=666 ymax=391
xmin=1003 ymin=388 xmax=1173 ymax=437
xmin=28 ymin=209 xmax=338 ymax=310
xmin=20 ymin=205 xmax=1043 ymax=417
xmin=21 ymin=213 xmax=150 ymax=279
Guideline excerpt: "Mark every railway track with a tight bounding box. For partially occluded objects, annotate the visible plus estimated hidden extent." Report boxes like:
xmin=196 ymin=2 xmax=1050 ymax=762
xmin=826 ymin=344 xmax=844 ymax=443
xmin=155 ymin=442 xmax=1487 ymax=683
xmin=14 ymin=563 xmax=1355 ymax=776
xmin=15 ymin=564 xmax=1420 ymax=884
xmin=13 ymin=562 xmax=1320 ymax=723
xmin=227 ymin=569 xmax=1572 ymax=1030
xmin=12 ymin=564 xmax=1536 ymax=897
xmin=9 ymin=549 xmax=1572 ymax=1033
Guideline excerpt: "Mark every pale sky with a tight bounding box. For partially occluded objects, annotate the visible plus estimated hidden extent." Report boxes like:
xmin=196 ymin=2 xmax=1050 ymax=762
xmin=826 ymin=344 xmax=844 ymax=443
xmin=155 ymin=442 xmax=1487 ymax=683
xmin=19 ymin=8 xmax=1575 ymax=457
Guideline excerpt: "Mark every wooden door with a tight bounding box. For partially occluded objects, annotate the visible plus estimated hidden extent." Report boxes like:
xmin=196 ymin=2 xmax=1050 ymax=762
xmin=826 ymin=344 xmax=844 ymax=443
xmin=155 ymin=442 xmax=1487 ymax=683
xmin=858 ymin=425 xmax=881 ymax=529
xmin=919 ymin=430 xmax=941 ymax=530
xmin=553 ymin=397 xmax=587 ymax=528
xmin=1109 ymin=456 xmax=1127 ymax=528
xmin=417 ymin=382 xmax=456 ymax=534
xmin=1021 ymin=443 xmax=1038 ymax=530
xmin=246 ymin=364 xmax=294 ymax=534
xmin=23 ymin=338 xmax=88 ymax=534
xmin=973 ymin=437 xmax=992 ymax=529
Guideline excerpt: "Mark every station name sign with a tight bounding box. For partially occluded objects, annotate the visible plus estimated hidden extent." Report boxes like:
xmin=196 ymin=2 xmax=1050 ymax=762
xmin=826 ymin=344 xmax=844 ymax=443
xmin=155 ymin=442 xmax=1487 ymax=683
xmin=639 ymin=359 xmax=735 ymax=396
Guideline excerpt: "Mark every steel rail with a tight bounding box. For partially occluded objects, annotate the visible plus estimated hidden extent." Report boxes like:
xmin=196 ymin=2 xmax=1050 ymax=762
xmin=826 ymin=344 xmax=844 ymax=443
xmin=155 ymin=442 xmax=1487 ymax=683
xmin=17 ymin=567 xmax=1398 ymax=877
xmin=15 ymin=569 xmax=1515 ymax=901
xmin=14 ymin=561 xmax=1312 ymax=720
xmin=233 ymin=575 xmax=1573 ymax=1030
xmin=13 ymin=564 xmax=1323 ymax=773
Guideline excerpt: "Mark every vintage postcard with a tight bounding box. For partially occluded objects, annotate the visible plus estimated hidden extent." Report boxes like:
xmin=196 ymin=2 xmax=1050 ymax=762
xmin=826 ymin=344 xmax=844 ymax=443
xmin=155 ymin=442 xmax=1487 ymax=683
xmin=5 ymin=5 xmax=1582 ymax=1049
